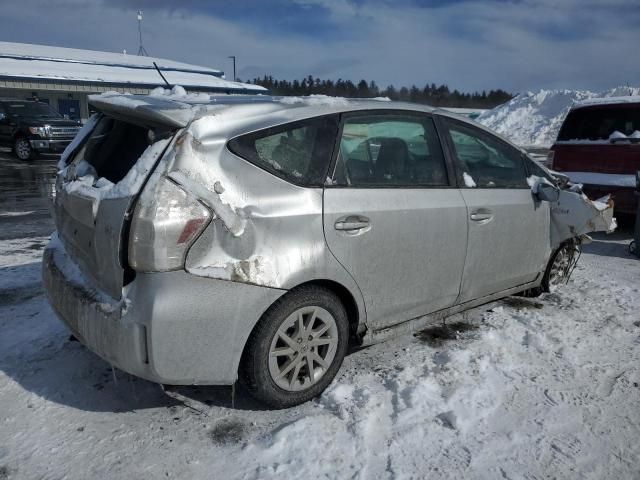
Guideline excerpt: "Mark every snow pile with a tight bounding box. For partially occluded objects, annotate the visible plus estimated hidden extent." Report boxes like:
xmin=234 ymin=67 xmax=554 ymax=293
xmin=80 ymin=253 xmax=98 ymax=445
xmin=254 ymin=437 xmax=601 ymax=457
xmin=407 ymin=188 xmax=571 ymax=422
xmin=278 ymin=95 xmax=352 ymax=106
xmin=277 ymin=95 xmax=391 ymax=106
xmin=608 ymin=130 xmax=640 ymax=142
xmin=2 ymin=228 xmax=640 ymax=478
xmin=477 ymin=86 xmax=640 ymax=147
xmin=3 ymin=230 xmax=640 ymax=479
xmin=149 ymin=85 xmax=211 ymax=102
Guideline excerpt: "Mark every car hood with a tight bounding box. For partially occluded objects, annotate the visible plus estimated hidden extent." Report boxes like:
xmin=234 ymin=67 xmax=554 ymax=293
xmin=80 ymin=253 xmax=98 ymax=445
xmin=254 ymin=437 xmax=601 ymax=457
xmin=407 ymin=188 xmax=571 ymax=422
xmin=16 ymin=116 xmax=79 ymax=127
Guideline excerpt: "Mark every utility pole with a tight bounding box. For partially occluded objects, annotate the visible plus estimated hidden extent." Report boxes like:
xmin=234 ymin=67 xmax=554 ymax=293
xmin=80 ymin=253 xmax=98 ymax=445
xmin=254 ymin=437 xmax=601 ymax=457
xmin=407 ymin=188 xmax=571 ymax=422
xmin=137 ymin=10 xmax=149 ymax=56
xmin=228 ymin=55 xmax=236 ymax=81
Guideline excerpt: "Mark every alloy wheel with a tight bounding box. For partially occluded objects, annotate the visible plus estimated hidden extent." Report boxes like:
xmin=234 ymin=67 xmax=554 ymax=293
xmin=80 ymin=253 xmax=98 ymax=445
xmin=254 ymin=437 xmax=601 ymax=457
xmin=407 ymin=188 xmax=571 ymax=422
xmin=548 ymin=246 xmax=572 ymax=291
xmin=268 ymin=306 xmax=339 ymax=392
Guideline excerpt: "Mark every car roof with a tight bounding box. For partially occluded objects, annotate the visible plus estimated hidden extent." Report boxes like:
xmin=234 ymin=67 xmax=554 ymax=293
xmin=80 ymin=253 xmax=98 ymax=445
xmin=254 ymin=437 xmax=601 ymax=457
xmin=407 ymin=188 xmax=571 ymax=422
xmin=89 ymin=91 xmax=471 ymax=126
xmin=89 ymin=92 xmax=439 ymax=122
xmin=88 ymin=91 xmax=519 ymax=151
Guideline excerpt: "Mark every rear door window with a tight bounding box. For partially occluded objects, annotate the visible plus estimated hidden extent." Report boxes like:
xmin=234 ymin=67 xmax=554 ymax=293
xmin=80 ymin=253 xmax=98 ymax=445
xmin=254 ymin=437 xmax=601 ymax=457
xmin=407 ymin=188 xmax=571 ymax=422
xmin=332 ymin=113 xmax=449 ymax=187
xmin=442 ymin=118 xmax=528 ymax=188
xmin=227 ymin=115 xmax=339 ymax=186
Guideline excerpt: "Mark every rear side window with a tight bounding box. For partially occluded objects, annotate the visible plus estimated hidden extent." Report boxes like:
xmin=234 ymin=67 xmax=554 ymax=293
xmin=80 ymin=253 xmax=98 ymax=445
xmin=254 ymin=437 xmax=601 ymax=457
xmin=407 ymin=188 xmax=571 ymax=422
xmin=227 ymin=116 xmax=339 ymax=186
xmin=558 ymin=106 xmax=640 ymax=141
xmin=332 ymin=113 xmax=449 ymax=187
xmin=443 ymin=119 xmax=528 ymax=188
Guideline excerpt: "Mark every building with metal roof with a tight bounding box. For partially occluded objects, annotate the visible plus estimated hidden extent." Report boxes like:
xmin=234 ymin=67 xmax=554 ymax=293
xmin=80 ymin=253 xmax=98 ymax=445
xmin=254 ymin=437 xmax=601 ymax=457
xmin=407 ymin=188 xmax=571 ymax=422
xmin=0 ymin=41 xmax=266 ymax=122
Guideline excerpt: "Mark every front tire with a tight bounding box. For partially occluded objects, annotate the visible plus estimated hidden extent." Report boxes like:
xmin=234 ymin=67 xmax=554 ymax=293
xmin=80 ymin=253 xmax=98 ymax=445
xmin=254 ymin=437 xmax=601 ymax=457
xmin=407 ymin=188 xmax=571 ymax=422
xmin=520 ymin=242 xmax=578 ymax=297
xmin=240 ymin=286 xmax=349 ymax=408
xmin=542 ymin=242 xmax=576 ymax=292
xmin=14 ymin=136 xmax=33 ymax=161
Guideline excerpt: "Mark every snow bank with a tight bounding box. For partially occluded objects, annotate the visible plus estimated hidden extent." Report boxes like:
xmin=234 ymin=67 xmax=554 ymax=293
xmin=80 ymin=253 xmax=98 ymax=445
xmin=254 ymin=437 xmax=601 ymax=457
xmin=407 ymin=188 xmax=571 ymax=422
xmin=2 ymin=228 xmax=640 ymax=478
xmin=477 ymin=86 xmax=640 ymax=147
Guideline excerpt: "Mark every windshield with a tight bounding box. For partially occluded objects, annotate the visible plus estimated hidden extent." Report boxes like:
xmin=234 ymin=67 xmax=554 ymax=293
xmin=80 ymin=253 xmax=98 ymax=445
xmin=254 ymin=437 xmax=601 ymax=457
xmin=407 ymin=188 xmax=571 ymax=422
xmin=4 ymin=101 xmax=63 ymax=119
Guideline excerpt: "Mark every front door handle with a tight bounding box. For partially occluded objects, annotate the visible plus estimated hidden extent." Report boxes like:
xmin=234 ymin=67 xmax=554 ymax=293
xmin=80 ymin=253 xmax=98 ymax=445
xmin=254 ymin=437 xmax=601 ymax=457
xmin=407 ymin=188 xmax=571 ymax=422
xmin=335 ymin=215 xmax=370 ymax=232
xmin=470 ymin=209 xmax=493 ymax=222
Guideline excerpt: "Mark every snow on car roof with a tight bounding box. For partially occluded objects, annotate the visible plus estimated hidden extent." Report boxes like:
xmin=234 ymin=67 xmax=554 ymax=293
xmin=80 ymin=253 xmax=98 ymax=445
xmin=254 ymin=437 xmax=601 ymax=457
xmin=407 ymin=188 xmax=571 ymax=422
xmin=0 ymin=41 xmax=266 ymax=94
xmin=573 ymin=95 xmax=640 ymax=109
xmin=88 ymin=89 xmax=439 ymax=128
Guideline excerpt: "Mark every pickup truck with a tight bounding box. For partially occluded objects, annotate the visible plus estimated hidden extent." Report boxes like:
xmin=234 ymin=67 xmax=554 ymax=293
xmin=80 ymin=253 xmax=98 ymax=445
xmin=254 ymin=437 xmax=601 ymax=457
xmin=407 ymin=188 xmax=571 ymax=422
xmin=550 ymin=97 xmax=640 ymax=215
xmin=0 ymin=98 xmax=81 ymax=160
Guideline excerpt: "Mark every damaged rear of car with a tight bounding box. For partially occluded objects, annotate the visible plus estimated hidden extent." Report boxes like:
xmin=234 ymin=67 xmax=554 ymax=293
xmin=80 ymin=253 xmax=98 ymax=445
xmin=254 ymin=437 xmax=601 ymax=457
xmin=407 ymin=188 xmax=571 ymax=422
xmin=43 ymin=92 xmax=616 ymax=408
xmin=44 ymin=96 xmax=292 ymax=388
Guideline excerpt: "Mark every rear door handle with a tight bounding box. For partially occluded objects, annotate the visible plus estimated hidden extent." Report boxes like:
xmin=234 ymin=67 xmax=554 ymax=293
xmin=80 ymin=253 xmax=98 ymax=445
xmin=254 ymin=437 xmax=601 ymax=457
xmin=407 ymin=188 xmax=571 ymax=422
xmin=470 ymin=209 xmax=493 ymax=222
xmin=335 ymin=215 xmax=370 ymax=231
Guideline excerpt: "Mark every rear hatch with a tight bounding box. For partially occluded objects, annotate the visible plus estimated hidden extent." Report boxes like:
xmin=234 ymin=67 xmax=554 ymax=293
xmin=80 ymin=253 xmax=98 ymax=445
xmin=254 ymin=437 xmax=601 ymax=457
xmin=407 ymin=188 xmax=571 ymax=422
xmin=54 ymin=113 xmax=176 ymax=299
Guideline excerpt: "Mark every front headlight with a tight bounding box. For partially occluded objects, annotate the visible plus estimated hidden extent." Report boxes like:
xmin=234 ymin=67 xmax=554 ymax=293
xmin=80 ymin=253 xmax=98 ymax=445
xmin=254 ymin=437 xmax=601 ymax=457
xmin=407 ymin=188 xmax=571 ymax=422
xmin=28 ymin=125 xmax=51 ymax=137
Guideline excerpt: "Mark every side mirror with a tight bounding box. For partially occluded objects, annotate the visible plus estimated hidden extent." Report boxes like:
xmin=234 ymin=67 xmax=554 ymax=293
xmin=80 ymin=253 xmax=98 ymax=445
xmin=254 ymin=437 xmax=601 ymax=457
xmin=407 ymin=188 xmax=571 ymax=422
xmin=537 ymin=182 xmax=560 ymax=203
xmin=0 ymin=112 xmax=5 ymax=122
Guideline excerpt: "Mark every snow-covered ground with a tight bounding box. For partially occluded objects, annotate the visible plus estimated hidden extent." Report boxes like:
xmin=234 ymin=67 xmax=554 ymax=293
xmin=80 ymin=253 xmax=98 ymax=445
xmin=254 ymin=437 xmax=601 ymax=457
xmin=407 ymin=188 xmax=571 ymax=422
xmin=1 ymin=226 xmax=639 ymax=479
xmin=477 ymin=86 xmax=640 ymax=148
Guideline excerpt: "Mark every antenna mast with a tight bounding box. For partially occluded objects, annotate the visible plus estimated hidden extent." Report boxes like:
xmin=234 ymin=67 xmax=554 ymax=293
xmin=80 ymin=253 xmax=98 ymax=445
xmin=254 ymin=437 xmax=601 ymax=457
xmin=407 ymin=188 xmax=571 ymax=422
xmin=137 ymin=10 xmax=149 ymax=56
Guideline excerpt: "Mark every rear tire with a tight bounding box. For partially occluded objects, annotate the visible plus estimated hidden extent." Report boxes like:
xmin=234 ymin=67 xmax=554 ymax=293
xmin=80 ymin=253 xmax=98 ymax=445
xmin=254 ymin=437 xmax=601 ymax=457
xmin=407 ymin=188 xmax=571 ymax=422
xmin=240 ymin=286 xmax=349 ymax=408
xmin=14 ymin=136 xmax=33 ymax=161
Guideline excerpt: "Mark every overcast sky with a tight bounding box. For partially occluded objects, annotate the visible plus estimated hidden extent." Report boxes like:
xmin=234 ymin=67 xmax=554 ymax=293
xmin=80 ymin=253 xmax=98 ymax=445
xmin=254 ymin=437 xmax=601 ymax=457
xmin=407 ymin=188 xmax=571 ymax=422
xmin=0 ymin=0 xmax=638 ymax=93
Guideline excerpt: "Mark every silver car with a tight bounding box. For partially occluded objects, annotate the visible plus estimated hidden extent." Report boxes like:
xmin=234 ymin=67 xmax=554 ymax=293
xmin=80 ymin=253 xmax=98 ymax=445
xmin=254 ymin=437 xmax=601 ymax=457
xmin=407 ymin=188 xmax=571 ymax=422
xmin=43 ymin=93 xmax=615 ymax=407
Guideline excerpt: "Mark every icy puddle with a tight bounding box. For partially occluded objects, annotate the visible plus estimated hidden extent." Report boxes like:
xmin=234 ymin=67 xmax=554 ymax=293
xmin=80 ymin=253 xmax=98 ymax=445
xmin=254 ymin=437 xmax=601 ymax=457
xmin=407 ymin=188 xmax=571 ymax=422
xmin=1 ymin=232 xmax=639 ymax=479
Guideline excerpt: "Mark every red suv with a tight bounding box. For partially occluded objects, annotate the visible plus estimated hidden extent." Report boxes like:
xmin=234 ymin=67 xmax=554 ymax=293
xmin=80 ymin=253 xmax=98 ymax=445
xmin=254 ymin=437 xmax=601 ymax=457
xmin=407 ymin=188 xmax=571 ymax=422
xmin=550 ymin=98 xmax=640 ymax=215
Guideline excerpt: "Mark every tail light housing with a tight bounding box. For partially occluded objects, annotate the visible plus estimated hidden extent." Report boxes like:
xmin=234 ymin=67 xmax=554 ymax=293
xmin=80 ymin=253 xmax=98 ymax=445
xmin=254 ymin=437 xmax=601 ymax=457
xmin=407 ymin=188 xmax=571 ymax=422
xmin=128 ymin=176 xmax=211 ymax=272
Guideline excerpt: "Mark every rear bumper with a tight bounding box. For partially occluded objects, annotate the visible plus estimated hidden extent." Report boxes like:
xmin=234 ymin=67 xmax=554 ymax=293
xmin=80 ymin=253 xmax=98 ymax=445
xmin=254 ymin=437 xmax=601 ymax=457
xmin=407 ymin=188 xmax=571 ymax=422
xmin=42 ymin=235 xmax=285 ymax=385
xmin=30 ymin=139 xmax=73 ymax=153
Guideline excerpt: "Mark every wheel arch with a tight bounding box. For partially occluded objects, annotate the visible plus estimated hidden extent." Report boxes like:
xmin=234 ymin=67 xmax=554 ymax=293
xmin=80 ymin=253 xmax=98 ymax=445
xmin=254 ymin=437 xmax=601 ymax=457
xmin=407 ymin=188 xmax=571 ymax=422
xmin=12 ymin=129 xmax=30 ymax=141
xmin=294 ymin=279 xmax=365 ymax=344
xmin=237 ymin=278 xmax=366 ymax=375
xmin=237 ymin=279 xmax=363 ymax=406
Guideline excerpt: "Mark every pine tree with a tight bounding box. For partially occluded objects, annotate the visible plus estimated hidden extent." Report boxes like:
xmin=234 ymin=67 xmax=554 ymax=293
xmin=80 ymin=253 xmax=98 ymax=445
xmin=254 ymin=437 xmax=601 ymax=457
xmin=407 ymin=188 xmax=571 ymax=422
xmin=249 ymin=76 xmax=513 ymax=108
